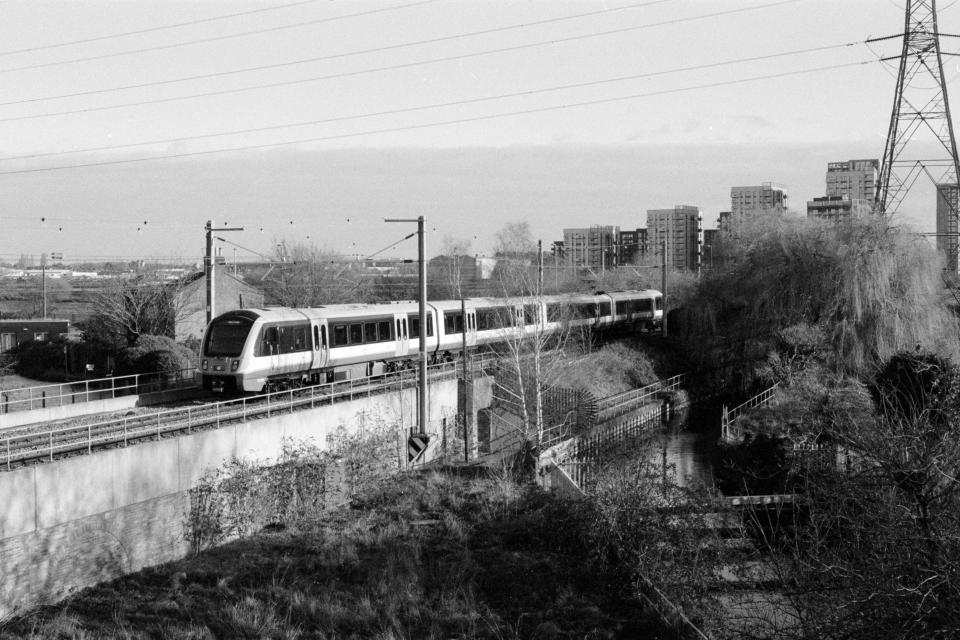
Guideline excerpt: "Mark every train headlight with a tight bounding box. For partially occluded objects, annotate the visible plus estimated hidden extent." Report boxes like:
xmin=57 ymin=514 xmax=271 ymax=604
xmin=231 ymin=360 xmax=240 ymax=372
xmin=202 ymin=359 xmax=208 ymax=370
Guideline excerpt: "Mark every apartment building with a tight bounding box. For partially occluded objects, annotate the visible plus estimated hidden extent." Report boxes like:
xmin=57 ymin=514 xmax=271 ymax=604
xmin=646 ymin=206 xmax=702 ymax=271
xmin=725 ymin=183 xmax=788 ymax=229
xmin=937 ymin=183 xmax=960 ymax=273
xmin=806 ymin=195 xmax=873 ymax=222
xmin=562 ymin=226 xmax=619 ymax=270
xmin=826 ymin=159 xmax=878 ymax=203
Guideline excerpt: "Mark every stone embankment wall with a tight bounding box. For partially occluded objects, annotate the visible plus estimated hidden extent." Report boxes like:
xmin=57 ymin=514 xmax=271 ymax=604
xmin=0 ymin=376 xmax=492 ymax=620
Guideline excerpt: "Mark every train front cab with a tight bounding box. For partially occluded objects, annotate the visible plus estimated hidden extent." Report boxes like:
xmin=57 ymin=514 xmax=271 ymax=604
xmin=201 ymin=310 xmax=261 ymax=393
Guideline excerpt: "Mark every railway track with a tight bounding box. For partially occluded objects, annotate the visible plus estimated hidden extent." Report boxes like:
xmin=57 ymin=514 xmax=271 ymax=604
xmin=1 ymin=358 xmax=487 ymax=471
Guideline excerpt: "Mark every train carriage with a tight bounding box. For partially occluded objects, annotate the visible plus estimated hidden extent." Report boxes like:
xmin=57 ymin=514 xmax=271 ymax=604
xmin=201 ymin=290 xmax=663 ymax=394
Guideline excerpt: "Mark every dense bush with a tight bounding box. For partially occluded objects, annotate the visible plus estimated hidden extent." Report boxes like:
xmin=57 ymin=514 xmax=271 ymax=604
xmin=12 ymin=339 xmax=67 ymax=381
xmin=676 ymin=216 xmax=959 ymax=387
xmin=116 ymin=334 xmax=194 ymax=375
xmin=713 ymin=432 xmax=791 ymax=496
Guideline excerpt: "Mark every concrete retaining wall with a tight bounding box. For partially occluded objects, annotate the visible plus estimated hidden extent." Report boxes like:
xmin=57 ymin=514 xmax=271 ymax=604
xmin=0 ymin=375 xmax=492 ymax=619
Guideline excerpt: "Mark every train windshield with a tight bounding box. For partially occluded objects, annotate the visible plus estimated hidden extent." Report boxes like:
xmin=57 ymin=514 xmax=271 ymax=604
xmin=204 ymin=316 xmax=254 ymax=357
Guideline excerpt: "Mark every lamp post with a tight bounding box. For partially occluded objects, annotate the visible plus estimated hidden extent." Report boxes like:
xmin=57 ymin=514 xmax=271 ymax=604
xmin=385 ymin=216 xmax=427 ymax=438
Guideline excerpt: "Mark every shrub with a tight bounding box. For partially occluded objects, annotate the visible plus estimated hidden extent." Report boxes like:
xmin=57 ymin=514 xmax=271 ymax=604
xmin=676 ymin=216 xmax=960 ymax=385
xmin=117 ymin=334 xmax=193 ymax=375
xmin=12 ymin=339 xmax=67 ymax=381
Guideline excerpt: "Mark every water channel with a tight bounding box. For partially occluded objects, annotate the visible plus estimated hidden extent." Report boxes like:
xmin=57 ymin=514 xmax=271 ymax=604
xmin=648 ymin=399 xmax=725 ymax=489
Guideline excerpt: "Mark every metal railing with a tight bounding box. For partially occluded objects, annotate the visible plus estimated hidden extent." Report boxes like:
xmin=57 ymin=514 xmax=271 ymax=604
xmin=0 ymin=368 xmax=200 ymax=415
xmin=0 ymin=350 xmax=501 ymax=417
xmin=720 ymin=383 xmax=780 ymax=442
xmin=1 ymin=358 xmax=488 ymax=470
xmin=595 ymin=374 xmax=686 ymax=423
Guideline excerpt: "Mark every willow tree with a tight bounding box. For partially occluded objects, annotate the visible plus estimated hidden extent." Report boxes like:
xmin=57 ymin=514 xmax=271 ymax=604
xmin=677 ymin=215 xmax=959 ymax=382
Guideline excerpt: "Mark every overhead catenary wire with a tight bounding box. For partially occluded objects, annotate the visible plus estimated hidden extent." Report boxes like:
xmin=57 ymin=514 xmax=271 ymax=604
xmin=0 ymin=58 xmax=880 ymax=176
xmin=0 ymin=0 xmax=439 ymax=75
xmin=0 ymin=0 xmax=804 ymax=125
xmin=0 ymin=0 xmax=676 ymax=110
xmin=0 ymin=41 xmax=864 ymax=162
xmin=0 ymin=0 xmax=329 ymax=58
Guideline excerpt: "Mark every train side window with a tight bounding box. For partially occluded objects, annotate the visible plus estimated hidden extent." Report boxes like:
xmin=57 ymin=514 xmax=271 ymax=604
xmin=599 ymin=302 xmax=611 ymax=316
xmin=363 ymin=322 xmax=378 ymax=343
xmin=656 ymin=297 xmax=663 ymax=310
xmin=333 ymin=325 xmax=348 ymax=347
xmin=444 ymin=312 xmax=464 ymax=334
xmin=396 ymin=319 xmax=401 ymax=340
xmin=257 ymin=325 xmax=279 ymax=356
xmin=378 ymin=320 xmax=392 ymax=341
xmin=410 ymin=314 xmax=434 ymax=338
xmin=293 ymin=326 xmax=307 ymax=351
xmin=320 ymin=325 xmax=327 ymax=348
xmin=402 ymin=318 xmax=408 ymax=338
xmin=616 ymin=301 xmax=627 ymax=315
xmin=313 ymin=325 xmax=320 ymax=350
xmin=523 ymin=305 xmax=538 ymax=324
xmin=349 ymin=323 xmax=363 ymax=344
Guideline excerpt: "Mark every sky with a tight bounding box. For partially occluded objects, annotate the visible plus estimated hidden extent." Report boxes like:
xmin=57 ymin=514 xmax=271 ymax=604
xmin=0 ymin=0 xmax=954 ymax=263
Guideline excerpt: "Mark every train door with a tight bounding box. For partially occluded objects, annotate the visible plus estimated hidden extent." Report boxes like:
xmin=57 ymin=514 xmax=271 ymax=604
xmin=261 ymin=324 xmax=281 ymax=373
xmin=395 ymin=314 xmax=409 ymax=358
xmin=313 ymin=321 xmax=329 ymax=370
xmin=465 ymin=309 xmax=477 ymax=348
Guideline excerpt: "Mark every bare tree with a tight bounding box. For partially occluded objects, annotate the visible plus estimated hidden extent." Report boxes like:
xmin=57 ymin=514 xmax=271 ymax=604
xmin=433 ymin=235 xmax=472 ymax=299
xmin=259 ymin=242 xmax=370 ymax=306
xmin=87 ymin=275 xmax=188 ymax=347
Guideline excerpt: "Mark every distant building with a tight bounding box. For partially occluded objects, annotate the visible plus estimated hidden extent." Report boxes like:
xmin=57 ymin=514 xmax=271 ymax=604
xmin=175 ymin=270 xmax=265 ymax=343
xmin=646 ymin=206 xmax=702 ymax=271
xmin=562 ymin=226 xmax=620 ymax=270
xmin=806 ymin=195 xmax=873 ymax=222
xmin=826 ymin=159 xmax=878 ymax=203
xmin=725 ymin=183 xmax=788 ymax=230
xmin=427 ymin=254 xmax=497 ymax=288
xmin=617 ymin=228 xmax=648 ymax=265
xmin=702 ymin=228 xmax=719 ymax=269
xmin=0 ymin=319 xmax=69 ymax=353
xmin=937 ymin=183 xmax=960 ymax=273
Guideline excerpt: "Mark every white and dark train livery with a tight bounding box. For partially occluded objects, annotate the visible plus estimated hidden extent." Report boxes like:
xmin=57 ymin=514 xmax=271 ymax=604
xmin=200 ymin=290 xmax=663 ymax=393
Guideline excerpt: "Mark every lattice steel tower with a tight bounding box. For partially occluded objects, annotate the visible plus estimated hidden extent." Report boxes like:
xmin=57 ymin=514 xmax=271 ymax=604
xmin=875 ymin=0 xmax=960 ymax=269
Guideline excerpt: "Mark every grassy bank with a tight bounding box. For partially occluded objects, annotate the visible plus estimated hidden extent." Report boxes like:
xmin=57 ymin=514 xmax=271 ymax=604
xmin=0 ymin=469 xmax=674 ymax=639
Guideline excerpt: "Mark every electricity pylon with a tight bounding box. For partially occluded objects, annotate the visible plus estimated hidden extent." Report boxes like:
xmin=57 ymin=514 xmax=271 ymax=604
xmin=874 ymin=0 xmax=960 ymax=270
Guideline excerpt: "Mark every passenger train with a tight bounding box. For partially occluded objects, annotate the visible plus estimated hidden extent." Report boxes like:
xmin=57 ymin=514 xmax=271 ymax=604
xmin=200 ymin=290 xmax=663 ymax=393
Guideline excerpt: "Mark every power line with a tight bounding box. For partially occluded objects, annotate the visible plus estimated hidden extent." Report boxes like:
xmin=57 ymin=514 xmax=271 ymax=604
xmin=0 ymin=0 xmax=328 ymax=57
xmin=0 ymin=0 xmax=673 ymax=109
xmin=0 ymin=0 xmax=798 ymax=96
xmin=0 ymin=0 xmax=811 ymax=125
xmin=0 ymin=40 xmax=863 ymax=162
xmin=0 ymin=59 xmax=879 ymax=176
xmin=0 ymin=0 xmax=438 ymax=75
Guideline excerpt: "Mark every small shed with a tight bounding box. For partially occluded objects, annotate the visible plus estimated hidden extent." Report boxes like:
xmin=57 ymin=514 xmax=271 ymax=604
xmin=0 ymin=319 xmax=70 ymax=353
xmin=174 ymin=271 xmax=265 ymax=342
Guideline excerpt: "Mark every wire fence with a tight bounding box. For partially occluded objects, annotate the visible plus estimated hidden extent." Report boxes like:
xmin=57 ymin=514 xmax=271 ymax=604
xmin=720 ymin=384 xmax=780 ymax=442
xmin=595 ymin=374 xmax=686 ymax=423
xmin=0 ymin=368 xmax=199 ymax=414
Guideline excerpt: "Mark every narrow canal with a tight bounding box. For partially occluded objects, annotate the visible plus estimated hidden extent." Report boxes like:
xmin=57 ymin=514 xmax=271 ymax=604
xmin=648 ymin=399 xmax=725 ymax=488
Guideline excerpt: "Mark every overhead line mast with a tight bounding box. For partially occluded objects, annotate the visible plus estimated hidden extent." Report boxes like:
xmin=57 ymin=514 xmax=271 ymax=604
xmin=874 ymin=0 xmax=960 ymax=271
